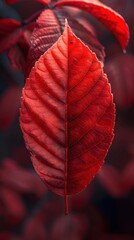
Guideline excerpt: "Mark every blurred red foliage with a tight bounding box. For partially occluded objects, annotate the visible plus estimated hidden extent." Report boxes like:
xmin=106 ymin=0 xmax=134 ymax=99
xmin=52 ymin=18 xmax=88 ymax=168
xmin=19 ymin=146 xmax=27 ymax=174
xmin=0 ymin=0 xmax=134 ymax=239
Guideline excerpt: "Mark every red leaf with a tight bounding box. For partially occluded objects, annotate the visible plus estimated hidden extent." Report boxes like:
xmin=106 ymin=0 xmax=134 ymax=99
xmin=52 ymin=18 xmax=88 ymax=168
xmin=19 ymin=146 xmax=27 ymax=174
xmin=105 ymin=54 xmax=134 ymax=109
xmin=98 ymin=165 xmax=123 ymax=197
xmin=0 ymin=158 xmax=45 ymax=196
xmin=98 ymin=161 xmax=134 ymax=197
xmin=7 ymin=29 xmax=32 ymax=72
xmin=0 ymin=187 xmax=26 ymax=224
xmin=26 ymin=9 xmax=63 ymax=76
xmin=55 ymin=0 xmax=129 ymax=50
xmin=20 ymin=23 xmax=115 ymax=213
xmin=0 ymin=19 xmax=22 ymax=54
xmin=0 ymin=28 xmax=23 ymax=54
xmin=0 ymin=19 xmax=31 ymax=56
xmin=5 ymin=0 xmax=49 ymax=5
xmin=0 ymin=19 xmax=21 ymax=37
xmin=26 ymin=9 xmax=104 ymax=76
xmin=0 ymin=86 xmax=21 ymax=130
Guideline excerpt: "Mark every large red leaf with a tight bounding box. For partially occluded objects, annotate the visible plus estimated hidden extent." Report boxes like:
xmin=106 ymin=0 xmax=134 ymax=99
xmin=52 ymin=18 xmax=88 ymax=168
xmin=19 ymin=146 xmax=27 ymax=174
xmin=20 ymin=23 xmax=115 ymax=213
xmin=55 ymin=0 xmax=129 ymax=50
xmin=26 ymin=9 xmax=105 ymax=76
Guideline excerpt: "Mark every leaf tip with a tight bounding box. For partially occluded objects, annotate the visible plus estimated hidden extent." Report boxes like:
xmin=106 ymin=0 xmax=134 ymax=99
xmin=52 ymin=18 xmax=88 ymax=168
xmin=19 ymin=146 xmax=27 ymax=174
xmin=64 ymin=18 xmax=71 ymax=33
xmin=121 ymin=21 xmax=130 ymax=51
xmin=63 ymin=19 xmax=74 ymax=40
xmin=65 ymin=18 xmax=68 ymax=26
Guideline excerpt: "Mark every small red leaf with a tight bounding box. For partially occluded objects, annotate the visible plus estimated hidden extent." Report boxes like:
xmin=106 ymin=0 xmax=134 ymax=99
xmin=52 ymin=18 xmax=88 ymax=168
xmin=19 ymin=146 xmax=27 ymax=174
xmin=0 ymin=19 xmax=30 ymax=56
xmin=98 ymin=165 xmax=123 ymax=197
xmin=20 ymin=23 xmax=115 ymax=212
xmin=0 ymin=187 xmax=26 ymax=224
xmin=55 ymin=0 xmax=129 ymax=49
xmin=0 ymin=19 xmax=21 ymax=37
xmin=0 ymin=21 xmax=24 ymax=53
xmin=26 ymin=9 xmax=63 ymax=76
xmin=98 ymin=161 xmax=134 ymax=197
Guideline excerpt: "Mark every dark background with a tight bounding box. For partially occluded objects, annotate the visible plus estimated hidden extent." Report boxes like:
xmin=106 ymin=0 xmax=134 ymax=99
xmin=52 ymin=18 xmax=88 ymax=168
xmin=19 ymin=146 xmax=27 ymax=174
xmin=0 ymin=0 xmax=134 ymax=239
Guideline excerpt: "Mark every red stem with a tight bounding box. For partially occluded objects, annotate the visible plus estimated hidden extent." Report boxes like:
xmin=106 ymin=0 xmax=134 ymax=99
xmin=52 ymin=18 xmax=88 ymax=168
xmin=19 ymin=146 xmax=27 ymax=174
xmin=65 ymin=195 xmax=69 ymax=215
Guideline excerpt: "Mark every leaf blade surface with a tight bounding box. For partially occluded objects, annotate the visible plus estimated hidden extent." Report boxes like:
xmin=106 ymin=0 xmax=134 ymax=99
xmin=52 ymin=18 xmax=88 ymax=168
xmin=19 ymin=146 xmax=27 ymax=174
xmin=20 ymin=23 xmax=115 ymax=197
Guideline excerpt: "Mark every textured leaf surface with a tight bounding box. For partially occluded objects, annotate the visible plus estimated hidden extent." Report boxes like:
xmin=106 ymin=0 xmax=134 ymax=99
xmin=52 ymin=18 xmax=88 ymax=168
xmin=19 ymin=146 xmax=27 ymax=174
xmin=26 ymin=9 xmax=104 ymax=76
xmin=20 ymin=23 xmax=115 ymax=197
xmin=26 ymin=9 xmax=63 ymax=76
xmin=55 ymin=0 xmax=129 ymax=49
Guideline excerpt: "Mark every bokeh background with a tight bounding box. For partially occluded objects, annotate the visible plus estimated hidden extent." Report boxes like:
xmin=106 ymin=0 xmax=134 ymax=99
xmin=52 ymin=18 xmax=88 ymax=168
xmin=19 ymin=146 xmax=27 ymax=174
xmin=0 ymin=0 xmax=134 ymax=239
